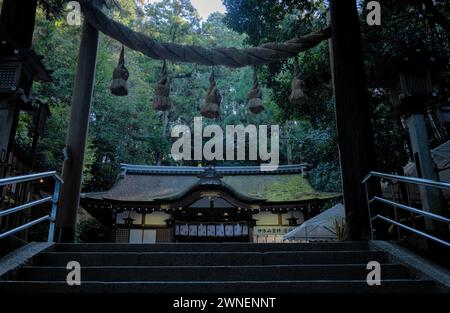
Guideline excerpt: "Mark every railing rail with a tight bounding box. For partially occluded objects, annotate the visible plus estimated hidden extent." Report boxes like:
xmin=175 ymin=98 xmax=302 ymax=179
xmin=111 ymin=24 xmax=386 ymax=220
xmin=0 ymin=171 xmax=62 ymax=242
xmin=0 ymin=171 xmax=62 ymax=187
xmin=363 ymin=171 xmax=450 ymax=190
xmin=370 ymin=196 xmax=450 ymax=224
xmin=364 ymin=171 xmax=450 ymax=248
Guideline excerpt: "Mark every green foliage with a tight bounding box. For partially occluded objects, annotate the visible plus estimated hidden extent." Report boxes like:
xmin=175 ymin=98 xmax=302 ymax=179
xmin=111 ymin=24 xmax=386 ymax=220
xmin=361 ymin=0 xmax=449 ymax=90
xmin=75 ymin=219 xmax=110 ymax=243
xmin=37 ymin=0 xmax=66 ymax=19
xmin=309 ymin=161 xmax=342 ymax=193
xmin=223 ymin=0 xmax=327 ymax=45
xmin=33 ymin=101 xmax=69 ymax=170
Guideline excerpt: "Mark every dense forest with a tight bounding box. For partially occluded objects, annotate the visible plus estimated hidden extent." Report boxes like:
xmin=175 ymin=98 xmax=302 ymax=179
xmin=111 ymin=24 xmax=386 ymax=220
xmin=12 ymin=0 xmax=450 ymax=196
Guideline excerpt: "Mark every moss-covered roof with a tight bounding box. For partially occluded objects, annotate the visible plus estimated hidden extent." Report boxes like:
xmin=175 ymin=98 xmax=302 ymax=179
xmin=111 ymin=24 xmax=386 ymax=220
xmin=223 ymin=175 xmax=339 ymax=202
xmin=82 ymin=164 xmax=339 ymax=204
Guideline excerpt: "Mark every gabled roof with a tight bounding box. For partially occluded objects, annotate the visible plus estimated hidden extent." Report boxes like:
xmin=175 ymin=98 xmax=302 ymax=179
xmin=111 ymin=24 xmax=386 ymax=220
xmin=151 ymin=166 xmax=265 ymax=203
xmin=82 ymin=164 xmax=340 ymax=204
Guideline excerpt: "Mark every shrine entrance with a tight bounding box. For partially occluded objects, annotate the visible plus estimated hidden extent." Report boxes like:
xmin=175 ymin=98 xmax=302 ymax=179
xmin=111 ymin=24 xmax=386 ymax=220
xmin=174 ymin=196 xmax=251 ymax=242
xmin=164 ymin=170 xmax=257 ymax=242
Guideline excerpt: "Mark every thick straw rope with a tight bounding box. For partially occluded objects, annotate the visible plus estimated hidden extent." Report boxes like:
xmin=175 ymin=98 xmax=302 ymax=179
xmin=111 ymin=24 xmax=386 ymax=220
xmin=81 ymin=1 xmax=331 ymax=68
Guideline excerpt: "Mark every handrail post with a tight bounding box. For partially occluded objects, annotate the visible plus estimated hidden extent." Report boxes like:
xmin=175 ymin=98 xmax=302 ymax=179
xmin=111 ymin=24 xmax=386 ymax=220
xmin=47 ymin=179 xmax=61 ymax=243
xmin=364 ymin=181 xmax=374 ymax=240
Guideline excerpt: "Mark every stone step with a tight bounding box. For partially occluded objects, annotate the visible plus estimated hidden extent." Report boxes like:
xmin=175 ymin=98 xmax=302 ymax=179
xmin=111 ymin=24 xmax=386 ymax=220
xmin=35 ymin=251 xmax=387 ymax=266
xmin=17 ymin=264 xmax=411 ymax=281
xmin=0 ymin=280 xmax=437 ymax=293
xmin=54 ymin=242 xmax=370 ymax=253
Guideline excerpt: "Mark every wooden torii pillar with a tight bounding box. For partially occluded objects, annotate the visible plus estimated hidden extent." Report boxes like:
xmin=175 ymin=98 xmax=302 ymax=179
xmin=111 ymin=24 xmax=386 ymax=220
xmin=56 ymin=2 xmax=101 ymax=242
xmin=329 ymin=0 xmax=379 ymax=240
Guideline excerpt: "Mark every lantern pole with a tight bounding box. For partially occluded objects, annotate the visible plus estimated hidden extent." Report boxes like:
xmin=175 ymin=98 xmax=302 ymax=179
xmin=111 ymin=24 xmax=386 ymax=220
xmin=56 ymin=1 xmax=101 ymax=242
xmin=405 ymin=114 xmax=441 ymax=230
xmin=389 ymin=47 xmax=443 ymax=232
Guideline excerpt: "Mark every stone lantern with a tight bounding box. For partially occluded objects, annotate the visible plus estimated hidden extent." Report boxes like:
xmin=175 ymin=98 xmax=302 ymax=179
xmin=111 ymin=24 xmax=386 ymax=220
xmin=389 ymin=47 xmax=437 ymax=113
xmin=0 ymin=40 xmax=52 ymax=156
xmin=0 ymin=41 xmax=51 ymax=102
xmin=389 ymin=46 xmax=443 ymax=231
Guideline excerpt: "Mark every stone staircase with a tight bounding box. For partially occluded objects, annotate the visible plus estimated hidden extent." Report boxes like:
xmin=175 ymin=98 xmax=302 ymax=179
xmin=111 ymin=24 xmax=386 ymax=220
xmin=0 ymin=242 xmax=441 ymax=293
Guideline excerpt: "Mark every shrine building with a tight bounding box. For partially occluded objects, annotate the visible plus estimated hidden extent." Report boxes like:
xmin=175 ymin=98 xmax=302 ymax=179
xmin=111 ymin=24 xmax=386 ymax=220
xmin=81 ymin=164 xmax=340 ymax=243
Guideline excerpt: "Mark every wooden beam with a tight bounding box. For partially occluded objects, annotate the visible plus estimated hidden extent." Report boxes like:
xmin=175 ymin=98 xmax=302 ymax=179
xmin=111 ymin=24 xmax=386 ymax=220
xmin=329 ymin=0 xmax=379 ymax=240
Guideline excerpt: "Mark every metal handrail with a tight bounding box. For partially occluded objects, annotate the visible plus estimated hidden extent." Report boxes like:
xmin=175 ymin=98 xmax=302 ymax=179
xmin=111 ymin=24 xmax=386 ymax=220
xmin=0 ymin=215 xmax=52 ymax=240
xmin=0 ymin=196 xmax=52 ymax=218
xmin=370 ymin=196 xmax=450 ymax=224
xmin=0 ymin=171 xmax=62 ymax=242
xmin=0 ymin=171 xmax=62 ymax=187
xmin=374 ymin=215 xmax=450 ymax=248
xmin=364 ymin=171 xmax=450 ymax=248
xmin=363 ymin=171 xmax=450 ymax=190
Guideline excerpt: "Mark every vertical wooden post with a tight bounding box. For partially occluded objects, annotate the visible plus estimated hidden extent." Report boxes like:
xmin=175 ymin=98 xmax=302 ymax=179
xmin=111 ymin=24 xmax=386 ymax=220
xmin=329 ymin=0 xmax=379 ymax=240
xmin=56 ymin=10 xmax=100 ymax=242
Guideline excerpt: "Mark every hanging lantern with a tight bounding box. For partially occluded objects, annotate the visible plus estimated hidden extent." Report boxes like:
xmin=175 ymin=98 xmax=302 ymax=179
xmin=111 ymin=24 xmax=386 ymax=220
xmin=247 ymin=67 xmax=264 ymax=114
xmin=110 ymin=46 xmax=129 ymax=96
xmin=153 ymin=60 xmax=171 ymax=111
xmin=289 ymin=57 xmax=307 ymax=106
xmin=201 ymin=70 xmax=221 ymax=119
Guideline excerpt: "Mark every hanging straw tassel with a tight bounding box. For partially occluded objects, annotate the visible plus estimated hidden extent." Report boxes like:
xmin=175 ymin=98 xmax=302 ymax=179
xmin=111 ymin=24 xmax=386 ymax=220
xmin=201 ymin=70 xmax=222 ymax=119
xmin=289 ymin=57 xmax=307 ymax=106
xmin=110 ymin=46 xmax=129 ymax=96
xmin=153 ymin=60 xmax=171 ymax=111
xmin=247 ymin=67 xmax=264 ymax=114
